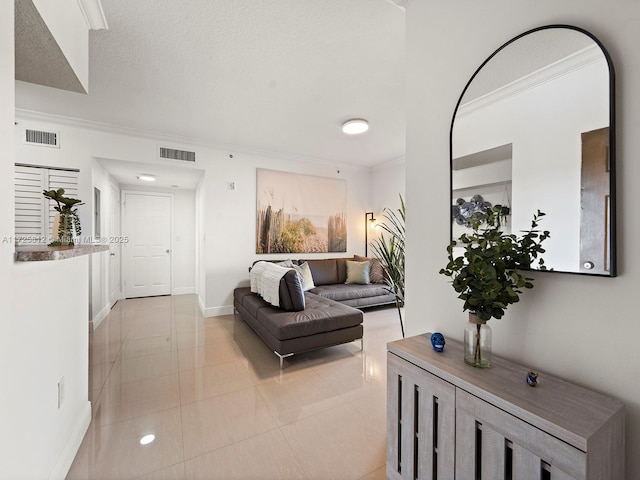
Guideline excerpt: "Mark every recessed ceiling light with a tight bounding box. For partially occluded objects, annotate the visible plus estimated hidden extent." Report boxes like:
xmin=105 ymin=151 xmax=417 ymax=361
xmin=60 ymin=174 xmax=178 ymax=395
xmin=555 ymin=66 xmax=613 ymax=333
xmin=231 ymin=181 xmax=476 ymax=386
xmin=342 ymin=119 xmax=369 ymax=135
xmin=140 ymin=434 xmax=155 ymax=445
xmin=137 ymin=174 xmax=156 ymax=182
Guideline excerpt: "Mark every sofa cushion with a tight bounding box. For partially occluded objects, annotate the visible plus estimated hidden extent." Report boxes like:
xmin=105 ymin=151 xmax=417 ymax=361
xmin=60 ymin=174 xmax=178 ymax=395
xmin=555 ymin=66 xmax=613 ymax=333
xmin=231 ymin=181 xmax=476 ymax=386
xmin=336 ymin=258 xmax=348 ymax=284
xmin=310 ymin=283 xmax=392 ymax=303
xmin=234 ymin=287 xmax=266 ymax=318
xmin=354 ymin=255 xmax=385 ymax=284
xmin=256 ymin=293 xmax=363 ymax=340
xmin=278 ymin=269 xmax=306 ymax=311
xmin=304 ymin=259 xmax=338 ymax=285
xmin=345 ymin=260 xmax=370 ymax=284
xmin=293 ymin=262 xmax=315 ymax=291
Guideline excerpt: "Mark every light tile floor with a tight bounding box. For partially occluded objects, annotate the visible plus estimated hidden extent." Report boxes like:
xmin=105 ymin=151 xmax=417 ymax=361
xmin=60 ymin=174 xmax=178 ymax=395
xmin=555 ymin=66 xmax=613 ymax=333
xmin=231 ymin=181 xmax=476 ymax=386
xmin=66 ymin=294 xmax=403 ymax=480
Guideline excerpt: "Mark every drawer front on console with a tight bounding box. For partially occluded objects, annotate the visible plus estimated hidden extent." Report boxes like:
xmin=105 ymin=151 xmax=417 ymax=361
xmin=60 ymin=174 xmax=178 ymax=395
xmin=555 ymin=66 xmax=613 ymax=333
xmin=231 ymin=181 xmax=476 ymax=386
xmin=455 ymin=389 xmax=586 ymax=480
xmin=387 ymin=353 xmax=456 ymax=480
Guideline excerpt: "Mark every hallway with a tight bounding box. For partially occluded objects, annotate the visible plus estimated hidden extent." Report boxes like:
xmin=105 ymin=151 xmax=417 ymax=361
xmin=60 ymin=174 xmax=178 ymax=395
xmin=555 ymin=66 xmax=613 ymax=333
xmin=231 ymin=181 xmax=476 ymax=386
xmin=67 ymin=294 xmax=402 ymax=479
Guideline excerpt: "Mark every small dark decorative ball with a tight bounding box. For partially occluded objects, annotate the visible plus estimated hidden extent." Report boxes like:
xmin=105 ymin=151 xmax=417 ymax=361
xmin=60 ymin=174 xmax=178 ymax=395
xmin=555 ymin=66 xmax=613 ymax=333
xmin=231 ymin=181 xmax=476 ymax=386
xmin=526 ymin=371 xmax=539 ymax=387
xmin=430 ymin=332 xmax=446 ymax=352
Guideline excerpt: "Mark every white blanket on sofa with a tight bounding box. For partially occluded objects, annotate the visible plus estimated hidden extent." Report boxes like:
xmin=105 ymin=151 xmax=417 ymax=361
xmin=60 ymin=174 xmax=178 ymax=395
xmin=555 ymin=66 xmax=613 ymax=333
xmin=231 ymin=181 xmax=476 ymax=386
xmin=250 ymin=261 xmax=292 ymax=307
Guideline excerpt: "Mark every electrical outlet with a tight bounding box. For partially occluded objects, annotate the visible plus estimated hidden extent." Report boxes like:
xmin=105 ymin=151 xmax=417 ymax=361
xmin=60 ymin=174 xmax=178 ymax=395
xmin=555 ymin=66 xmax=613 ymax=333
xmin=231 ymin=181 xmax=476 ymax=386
xmin=58 ymin=377 xmax=65 ymax=409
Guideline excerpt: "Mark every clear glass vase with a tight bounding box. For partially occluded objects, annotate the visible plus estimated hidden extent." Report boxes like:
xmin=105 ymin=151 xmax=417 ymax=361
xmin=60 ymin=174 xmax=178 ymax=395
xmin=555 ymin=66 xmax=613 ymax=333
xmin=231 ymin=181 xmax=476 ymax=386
xmin=464 ymin=313 xmax=492 ymax=368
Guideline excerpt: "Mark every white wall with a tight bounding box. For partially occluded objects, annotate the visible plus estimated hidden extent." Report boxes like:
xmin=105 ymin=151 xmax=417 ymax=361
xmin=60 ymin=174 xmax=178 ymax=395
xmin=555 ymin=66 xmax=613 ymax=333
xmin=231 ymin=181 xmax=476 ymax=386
xmin=1 ymin=4 xmax=91 ymax=478
xmin=172 ymin=190 xmax=196 ymax=295
xmin=7 ymin=258 xmax=91 ymax=480
xmin=0 ymin=0 xmax=17 ymax=471
xmin=196 ymin=177 xmax=206 ymax=310
xmin=368 ymin=159 xmax=405 ymax=256
xmin=90 ymin=160 xmax=110 ymax=326
xmin=406 ymin=1 xmax=639 ymax=477
xmin=371 ymin=158 xmax=405 ymax=216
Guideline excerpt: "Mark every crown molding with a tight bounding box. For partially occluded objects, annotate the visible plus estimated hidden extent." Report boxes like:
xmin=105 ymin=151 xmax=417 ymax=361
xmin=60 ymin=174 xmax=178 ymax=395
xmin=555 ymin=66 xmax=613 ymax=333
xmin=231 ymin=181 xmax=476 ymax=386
xmin=386 ymin=0 xmax=412 ymax=10
xmin=14 ymin=108 xmax=373 ymax=171
xmin=457 ymin=44 xmax=603 ymax=118
xmin=77 ymin=0 xmax=108 ymax=30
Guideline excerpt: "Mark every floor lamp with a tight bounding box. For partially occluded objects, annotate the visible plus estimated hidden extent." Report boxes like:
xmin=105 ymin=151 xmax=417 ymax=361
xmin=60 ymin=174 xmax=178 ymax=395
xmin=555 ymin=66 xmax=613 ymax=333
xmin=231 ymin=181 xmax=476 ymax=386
xmin=364 ymin=212 xmax=375 ymax=256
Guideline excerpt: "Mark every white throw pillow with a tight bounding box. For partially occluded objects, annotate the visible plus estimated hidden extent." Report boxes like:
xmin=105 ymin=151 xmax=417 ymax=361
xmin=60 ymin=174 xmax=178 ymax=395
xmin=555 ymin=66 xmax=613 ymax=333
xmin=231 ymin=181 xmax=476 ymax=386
xmin=294 ymin=262 xmax=315 ymax=291
xmin=345 ymin=260 xmax=371 ymax=285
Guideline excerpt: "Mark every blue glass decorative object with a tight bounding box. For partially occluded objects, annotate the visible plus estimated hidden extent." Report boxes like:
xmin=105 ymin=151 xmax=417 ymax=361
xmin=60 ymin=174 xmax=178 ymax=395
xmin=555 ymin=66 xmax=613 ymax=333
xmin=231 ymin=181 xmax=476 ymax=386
xmin=430 ymin=332 xmax=446 ymax=352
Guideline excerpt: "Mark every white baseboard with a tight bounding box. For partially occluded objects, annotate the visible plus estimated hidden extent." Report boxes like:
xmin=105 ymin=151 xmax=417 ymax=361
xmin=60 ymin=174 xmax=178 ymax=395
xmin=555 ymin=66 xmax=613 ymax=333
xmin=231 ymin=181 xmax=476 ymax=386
xmin=48 ymin=401 xmax=91 ymax=480
xmin=90 ymin=302 xmax=112 ymax=330
xmin=201 ymin=304 xmax=235 ymax=318
xmin=173 ymin=287 xmax=195 ymax=295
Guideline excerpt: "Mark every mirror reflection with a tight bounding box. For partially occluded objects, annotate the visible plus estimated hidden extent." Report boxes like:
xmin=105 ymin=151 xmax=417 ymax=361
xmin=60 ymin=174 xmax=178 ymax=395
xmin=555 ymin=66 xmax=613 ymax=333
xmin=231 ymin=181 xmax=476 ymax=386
xmin=451 ymin=26 xmax=615 ymax=276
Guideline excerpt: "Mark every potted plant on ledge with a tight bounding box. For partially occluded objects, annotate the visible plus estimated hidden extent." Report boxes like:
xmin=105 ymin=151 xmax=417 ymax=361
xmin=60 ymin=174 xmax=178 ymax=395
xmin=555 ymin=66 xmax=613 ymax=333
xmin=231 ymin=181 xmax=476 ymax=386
xmin=439 ymin=205 xmax=549 ymax=367
xmin=43 ymin=188 xmax=84 ymax=246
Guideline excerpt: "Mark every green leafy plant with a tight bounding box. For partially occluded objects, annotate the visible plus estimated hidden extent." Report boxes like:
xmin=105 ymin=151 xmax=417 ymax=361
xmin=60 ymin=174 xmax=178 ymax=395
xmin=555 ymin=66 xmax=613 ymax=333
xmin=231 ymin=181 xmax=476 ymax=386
xmin=43 ymin=188 xmax=84 ymax=246
xmin=370 ymin=194 xmax=405 ymax=337
xmin=439 ymin=205 xmax=550 ymax=322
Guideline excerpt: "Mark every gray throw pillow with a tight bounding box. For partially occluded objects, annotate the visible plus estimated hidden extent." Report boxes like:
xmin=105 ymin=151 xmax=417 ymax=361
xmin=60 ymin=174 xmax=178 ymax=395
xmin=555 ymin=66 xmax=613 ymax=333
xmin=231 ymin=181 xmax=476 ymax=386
xmin=354 ymin=255 xmax=385 ymax=284
xmin=345 ymin=260 xmax=371 ymax=285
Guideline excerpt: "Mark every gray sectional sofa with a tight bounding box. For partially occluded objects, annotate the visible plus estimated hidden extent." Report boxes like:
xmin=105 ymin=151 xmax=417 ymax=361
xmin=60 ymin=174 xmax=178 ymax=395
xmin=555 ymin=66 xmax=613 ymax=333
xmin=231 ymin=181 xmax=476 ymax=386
xmin=300 ymin=257 xmax=396 ymax=308
xmin=233 ymin=256 xmax=395 ymax=368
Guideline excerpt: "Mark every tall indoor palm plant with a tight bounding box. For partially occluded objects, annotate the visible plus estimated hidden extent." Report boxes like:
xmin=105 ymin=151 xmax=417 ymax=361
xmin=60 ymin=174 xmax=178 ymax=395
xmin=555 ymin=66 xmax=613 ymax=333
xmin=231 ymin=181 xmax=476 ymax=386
xmin=370 ymin=195 xmax=405 ymax=337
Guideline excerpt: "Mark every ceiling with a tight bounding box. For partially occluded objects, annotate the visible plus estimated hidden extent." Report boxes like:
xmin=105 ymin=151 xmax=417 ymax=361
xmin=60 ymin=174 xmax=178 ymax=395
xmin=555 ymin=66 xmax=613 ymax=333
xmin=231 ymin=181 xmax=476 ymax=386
xmin=15 ymin=0 xmax=407 ymax=169
xmin=96 ymin=157 xmax=205 ymax=190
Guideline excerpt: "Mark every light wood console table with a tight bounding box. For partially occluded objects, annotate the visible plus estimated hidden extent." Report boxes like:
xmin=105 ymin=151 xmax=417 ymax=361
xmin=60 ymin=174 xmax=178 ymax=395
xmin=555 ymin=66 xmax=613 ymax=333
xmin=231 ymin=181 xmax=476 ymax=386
xmin=387 ymin=334 xmax=624 ymax=479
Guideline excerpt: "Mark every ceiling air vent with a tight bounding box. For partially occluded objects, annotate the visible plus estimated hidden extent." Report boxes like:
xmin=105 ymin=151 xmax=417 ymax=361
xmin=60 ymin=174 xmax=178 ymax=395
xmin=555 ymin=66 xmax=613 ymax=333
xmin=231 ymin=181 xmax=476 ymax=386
xmin=159 ymin=147 xmax=196 ymax=162
xmin=24 ymin=129 xmax=59 ymax=148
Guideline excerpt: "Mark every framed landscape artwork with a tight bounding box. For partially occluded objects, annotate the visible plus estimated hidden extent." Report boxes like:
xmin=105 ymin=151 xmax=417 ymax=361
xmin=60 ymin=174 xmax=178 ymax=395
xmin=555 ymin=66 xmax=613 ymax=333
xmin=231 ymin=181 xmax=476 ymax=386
xmin=256 ymin=169 xmax=347 ymax=254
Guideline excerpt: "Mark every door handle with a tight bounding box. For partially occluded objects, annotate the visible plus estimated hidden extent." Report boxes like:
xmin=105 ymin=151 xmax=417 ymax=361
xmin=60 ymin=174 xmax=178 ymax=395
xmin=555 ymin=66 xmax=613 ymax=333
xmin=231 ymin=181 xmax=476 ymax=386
xmin=110 ymin=252 xmax=115 ymax=256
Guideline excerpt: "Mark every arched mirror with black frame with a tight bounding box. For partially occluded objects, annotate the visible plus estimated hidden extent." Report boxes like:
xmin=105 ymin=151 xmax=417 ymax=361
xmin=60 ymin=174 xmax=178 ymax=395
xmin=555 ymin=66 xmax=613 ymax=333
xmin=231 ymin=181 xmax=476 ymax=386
xmin=450 ymin=25 xmax=616 ymax=276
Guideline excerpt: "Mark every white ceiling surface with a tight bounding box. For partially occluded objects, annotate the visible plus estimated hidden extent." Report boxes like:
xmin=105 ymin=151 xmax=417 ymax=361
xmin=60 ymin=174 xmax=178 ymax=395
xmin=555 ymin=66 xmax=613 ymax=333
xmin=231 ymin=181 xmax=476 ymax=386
xmin=15 ymin=0 xmax=407 ymax=168
xmin=97 ymin=158 xmax=204 ymax=189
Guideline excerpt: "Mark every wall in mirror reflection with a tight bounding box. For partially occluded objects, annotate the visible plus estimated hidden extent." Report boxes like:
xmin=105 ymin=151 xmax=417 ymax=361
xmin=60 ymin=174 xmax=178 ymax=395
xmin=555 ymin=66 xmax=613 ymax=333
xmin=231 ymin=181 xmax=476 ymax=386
xmin=452 ymin=40 xmax=609 ymax=273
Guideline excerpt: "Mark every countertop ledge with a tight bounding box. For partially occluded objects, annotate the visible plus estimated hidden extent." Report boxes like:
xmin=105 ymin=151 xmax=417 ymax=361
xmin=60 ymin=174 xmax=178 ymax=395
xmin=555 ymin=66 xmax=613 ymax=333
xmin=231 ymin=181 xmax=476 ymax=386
xmin=15 ymin=244 xmax=109 ymax=262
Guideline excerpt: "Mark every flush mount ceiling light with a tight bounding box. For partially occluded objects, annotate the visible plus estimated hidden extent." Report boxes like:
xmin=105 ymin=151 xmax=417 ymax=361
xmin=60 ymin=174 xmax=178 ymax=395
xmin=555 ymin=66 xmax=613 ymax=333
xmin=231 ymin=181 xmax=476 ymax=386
xmin=137 ymin=174 xmax=156 ymax=182
xmin=342 ymin=119 xmax=369 ymax=135
xmin=139 ymin=434 xmax=155 ymax=445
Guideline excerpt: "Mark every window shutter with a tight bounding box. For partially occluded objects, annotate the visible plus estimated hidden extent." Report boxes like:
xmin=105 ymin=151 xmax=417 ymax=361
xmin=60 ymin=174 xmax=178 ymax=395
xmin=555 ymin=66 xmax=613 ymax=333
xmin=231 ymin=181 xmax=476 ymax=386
xmin=15 ymin=166 xmax=46 ymax=241
xmin=47 ymin=169 xmax=80 ymax=239
xmin=14 ymin=165 xmax=79 ymax=244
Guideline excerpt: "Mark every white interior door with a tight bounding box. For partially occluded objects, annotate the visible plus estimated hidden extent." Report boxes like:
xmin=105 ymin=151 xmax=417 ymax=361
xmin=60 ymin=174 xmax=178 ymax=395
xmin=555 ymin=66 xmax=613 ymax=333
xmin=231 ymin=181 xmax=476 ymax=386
xmin=109 ymin=183 xmax=121 ymax=304
xmin=123 ymin=192 xmax=172 ymax=298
